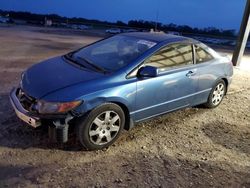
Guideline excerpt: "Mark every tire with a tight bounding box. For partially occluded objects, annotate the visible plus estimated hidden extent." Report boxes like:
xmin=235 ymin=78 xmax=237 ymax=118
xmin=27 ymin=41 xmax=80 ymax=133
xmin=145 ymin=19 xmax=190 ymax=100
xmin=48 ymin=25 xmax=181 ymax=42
xmin=76 ymin=103 xmax=125 ymax=150
xmin=204 ymin=80 xmax=226 ymax=108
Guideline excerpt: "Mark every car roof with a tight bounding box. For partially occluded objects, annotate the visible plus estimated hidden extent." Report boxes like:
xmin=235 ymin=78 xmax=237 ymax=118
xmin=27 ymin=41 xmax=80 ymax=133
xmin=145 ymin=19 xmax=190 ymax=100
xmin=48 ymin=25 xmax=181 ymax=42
xmin=120 ymin=32 xmax=193 ymax=44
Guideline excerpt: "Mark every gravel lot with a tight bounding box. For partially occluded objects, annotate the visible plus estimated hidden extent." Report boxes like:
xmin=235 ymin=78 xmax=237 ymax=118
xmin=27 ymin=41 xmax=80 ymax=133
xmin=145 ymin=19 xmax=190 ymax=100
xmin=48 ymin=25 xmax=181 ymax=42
xmin=0 ymin=25 xmax=249 ymax=188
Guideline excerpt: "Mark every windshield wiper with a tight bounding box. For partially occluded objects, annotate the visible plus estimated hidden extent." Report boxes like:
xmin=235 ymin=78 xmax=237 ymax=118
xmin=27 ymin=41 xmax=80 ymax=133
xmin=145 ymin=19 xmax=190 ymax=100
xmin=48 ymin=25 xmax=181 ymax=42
xmin=63 ymin=52 xmax=86 ymax=69
xmin=76 ymin=56 xmax=107 ymax=73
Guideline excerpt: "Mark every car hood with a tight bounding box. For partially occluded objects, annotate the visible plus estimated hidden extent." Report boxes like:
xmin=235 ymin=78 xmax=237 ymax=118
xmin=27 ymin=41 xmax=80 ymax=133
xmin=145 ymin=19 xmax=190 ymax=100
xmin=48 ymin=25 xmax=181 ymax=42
xmin=21 ymin=56 xmax=105 ymax=99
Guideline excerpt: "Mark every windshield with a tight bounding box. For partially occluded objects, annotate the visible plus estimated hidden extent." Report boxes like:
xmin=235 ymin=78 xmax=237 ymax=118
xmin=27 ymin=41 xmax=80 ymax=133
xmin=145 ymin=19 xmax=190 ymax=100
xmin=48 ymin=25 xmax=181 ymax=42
xmin=73 ymin=35 xmax=156 ymax=72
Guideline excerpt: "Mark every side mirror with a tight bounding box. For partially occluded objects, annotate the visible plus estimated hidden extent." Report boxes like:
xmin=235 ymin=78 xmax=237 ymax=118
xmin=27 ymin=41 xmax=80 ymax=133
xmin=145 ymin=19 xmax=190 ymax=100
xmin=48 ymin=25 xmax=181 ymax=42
xmin=138 ymin=66 xmax=158 ymax=78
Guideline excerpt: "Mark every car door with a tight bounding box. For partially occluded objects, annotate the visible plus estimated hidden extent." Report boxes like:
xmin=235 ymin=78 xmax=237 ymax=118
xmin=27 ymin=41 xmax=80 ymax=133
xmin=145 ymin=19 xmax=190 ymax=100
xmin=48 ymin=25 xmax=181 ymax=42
xmin=132 ymin=42 xmax=199 ymax=122
xmin=191 ymin=44 xmax=219 ymax=105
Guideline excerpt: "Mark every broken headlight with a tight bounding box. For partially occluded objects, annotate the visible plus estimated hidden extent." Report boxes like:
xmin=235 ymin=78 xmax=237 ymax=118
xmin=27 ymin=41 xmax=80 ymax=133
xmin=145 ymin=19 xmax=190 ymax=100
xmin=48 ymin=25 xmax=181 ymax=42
xmin=36 ymin=100 xmax=82 ymax=114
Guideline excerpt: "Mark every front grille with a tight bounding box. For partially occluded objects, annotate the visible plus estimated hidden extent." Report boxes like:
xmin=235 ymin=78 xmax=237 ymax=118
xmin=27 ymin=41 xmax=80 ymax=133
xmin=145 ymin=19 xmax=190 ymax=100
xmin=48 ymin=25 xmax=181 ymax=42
xmin=17 ymin=88 xmax=36 ymax=112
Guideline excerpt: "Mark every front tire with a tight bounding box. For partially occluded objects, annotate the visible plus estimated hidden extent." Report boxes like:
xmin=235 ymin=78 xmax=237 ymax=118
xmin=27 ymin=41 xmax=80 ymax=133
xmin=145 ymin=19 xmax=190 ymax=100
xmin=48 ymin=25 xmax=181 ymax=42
xmin=76 ymin=103 xmax=125 ymax=150
xmin=204 ymin=80 xmax=226 ymax=108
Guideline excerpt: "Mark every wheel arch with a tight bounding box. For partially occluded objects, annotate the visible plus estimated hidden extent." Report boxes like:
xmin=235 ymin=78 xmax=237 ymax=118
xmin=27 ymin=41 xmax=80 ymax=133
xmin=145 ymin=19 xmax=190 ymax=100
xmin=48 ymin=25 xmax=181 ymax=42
xmin=75 ymin=97 xmax=134 ymax=131
xmin=211 ymin=77 xmax=229 ymax=95
xmin=109 ymin=101 xmax=132 ymax=131
xmin=221 ymin=77 xmax=229 ymax=94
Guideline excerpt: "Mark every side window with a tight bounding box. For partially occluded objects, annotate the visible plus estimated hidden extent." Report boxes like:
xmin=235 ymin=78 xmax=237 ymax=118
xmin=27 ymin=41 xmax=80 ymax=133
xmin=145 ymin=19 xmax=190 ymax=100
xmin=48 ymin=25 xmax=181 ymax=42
xmin=195 ymin=45 xmax=214 ymax=63
xmin=145 ymin=43 xmax=194 ymax=72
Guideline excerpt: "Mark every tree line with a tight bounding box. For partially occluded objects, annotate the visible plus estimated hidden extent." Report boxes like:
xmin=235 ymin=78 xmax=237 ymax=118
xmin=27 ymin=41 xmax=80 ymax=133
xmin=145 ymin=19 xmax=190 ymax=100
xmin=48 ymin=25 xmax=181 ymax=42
xmin=0 ymin=10 xmax=236 ymax=37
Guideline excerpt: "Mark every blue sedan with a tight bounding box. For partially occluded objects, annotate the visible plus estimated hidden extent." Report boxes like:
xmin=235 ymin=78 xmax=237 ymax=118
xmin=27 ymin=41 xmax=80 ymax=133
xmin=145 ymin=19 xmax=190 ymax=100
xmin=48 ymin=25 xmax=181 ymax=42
xmin=10 ymin=32 xmax=233 ymax=150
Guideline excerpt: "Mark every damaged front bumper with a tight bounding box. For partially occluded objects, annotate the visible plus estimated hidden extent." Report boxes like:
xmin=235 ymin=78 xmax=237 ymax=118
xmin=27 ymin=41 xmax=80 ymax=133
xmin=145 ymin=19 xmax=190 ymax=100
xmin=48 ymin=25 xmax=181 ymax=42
xmin=9 ymin=88 xmax=41 ymax=128
xmin=10 ymin=88 xmax=75 ymax=143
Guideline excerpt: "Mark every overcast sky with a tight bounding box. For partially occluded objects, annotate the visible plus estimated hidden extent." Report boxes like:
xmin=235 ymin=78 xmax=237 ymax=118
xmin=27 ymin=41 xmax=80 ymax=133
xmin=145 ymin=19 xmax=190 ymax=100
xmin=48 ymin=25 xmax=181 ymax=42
xmin=0 ymin=0 xmax=246 ymax=30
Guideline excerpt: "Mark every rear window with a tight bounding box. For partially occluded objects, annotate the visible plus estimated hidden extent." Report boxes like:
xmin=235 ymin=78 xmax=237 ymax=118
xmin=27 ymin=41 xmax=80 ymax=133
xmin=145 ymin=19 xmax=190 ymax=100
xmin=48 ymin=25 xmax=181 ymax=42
xmin=195 ymin=45 xmax=214 ymax=63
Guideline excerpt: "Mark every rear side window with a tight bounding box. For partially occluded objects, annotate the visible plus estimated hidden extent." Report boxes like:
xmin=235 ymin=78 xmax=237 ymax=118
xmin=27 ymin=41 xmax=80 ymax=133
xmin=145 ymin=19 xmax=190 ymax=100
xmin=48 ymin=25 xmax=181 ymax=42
xmin=145 ymin=43 xmax=193 ymax=72
xmin=195 ymin=45 xmax=214 ymax=64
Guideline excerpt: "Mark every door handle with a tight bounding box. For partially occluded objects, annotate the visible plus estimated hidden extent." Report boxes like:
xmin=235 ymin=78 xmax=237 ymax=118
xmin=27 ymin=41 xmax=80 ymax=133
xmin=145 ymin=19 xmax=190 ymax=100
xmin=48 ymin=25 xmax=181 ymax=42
xmin=186 ymin=70 xmax=196 ymax=77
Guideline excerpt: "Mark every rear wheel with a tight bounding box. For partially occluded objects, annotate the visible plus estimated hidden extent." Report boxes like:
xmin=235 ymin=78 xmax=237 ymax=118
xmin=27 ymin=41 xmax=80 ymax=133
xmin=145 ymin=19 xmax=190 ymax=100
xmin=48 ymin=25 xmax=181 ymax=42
xmin=76 ymin=103 xmax=125 ymax=150
xmin=204 ymin=80 xmax=226 ymax=108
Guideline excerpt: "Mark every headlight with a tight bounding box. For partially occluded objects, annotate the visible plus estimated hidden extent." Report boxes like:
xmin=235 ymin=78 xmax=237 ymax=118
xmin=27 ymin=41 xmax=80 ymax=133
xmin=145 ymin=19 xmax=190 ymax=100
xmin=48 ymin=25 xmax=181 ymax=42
xmin=20 ymin=72 xmax=25 ymax=88
xmin=36 ymin=100 xmax=82 ymax=114
xmin=21 ymin=72 xmax=25 ymax=80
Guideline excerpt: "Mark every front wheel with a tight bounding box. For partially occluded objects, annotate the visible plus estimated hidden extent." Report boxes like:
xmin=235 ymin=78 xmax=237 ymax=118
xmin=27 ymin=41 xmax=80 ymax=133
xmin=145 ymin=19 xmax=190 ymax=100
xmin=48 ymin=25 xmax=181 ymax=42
xmin=76 ymin=103 xmax=125 ymax=150
xmin=204 ymin=80 xmax=226 ymax=108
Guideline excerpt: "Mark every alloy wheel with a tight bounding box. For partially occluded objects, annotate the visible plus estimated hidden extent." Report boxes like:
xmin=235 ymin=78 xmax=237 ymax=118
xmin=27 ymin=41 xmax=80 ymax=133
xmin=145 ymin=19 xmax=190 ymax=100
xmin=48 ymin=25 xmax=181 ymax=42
xmin=89 ymin=111 xmax=121 ymax=145
xmin=212 ymin=83 xmax=225 ymax=106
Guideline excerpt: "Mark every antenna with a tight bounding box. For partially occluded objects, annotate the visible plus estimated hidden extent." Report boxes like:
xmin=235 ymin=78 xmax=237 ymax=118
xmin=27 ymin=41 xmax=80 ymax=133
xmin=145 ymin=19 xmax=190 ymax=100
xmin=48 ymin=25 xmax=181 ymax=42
xmin=155 ymin=0 xmax=160 ymax=31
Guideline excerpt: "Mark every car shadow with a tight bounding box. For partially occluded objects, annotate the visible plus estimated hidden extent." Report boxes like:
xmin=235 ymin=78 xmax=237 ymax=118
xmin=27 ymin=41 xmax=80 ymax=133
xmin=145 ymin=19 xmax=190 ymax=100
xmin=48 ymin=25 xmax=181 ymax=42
xmin=0 ymin=92 xmax=207 ymax=151
xmin=202 ymin=121 xmax=250 ymax=155
xmin=0 ymin=165 xmax=35 ymax=187
xmin=0 ymin=152 xmax=249 ymax=187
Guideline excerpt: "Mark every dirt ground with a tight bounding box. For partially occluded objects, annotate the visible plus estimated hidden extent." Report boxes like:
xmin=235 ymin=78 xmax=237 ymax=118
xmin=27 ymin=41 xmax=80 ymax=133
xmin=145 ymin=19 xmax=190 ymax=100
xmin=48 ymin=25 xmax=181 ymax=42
xmin=0 ymin=25 xmax=250 ymax=188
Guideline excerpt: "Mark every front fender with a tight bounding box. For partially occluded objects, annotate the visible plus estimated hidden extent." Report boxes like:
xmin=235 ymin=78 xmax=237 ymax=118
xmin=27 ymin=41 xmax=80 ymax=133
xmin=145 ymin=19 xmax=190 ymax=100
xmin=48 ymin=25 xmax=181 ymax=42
xmin=75 ymin=96 xmax=131 ymax=114
xmin=42 ymin=79 xmax=137 ymax=118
